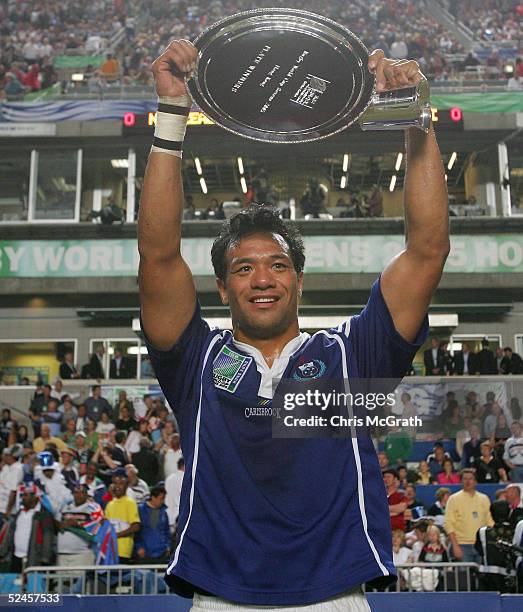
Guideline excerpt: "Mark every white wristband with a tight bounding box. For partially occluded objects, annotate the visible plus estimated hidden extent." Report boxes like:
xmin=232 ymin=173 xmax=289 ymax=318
xmin=150 ymin=94 xmax=191 ymax=158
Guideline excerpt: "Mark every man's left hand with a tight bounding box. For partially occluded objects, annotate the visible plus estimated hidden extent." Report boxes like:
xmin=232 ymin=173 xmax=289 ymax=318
xmin=368 ymin=50 xmax=424 ymax=91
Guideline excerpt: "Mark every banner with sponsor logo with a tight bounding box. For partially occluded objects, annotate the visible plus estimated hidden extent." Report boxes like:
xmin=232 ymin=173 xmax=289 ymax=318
xmin=0 ymin=234 xmax=522 ymax=278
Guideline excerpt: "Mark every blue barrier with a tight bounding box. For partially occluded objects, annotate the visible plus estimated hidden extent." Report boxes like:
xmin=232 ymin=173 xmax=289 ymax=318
xmin=414 ymin=484 xmax=505 ymax=508
xmin=15 ymin=593 xmax=523 ymax=612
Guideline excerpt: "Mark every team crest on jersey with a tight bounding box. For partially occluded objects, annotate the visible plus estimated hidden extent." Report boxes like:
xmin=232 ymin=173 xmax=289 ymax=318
xmin=213 ymin=345 xmax=252 ymax=393
xmin=292 ymin=359 xmax=326 ymax=380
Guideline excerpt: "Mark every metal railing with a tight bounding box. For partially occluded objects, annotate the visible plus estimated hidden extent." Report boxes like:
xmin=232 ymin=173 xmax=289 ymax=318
xmin=23 ymin=565 xmax=169 ymax=595
xmin=23 ymin=561 xmax=519 ymax=595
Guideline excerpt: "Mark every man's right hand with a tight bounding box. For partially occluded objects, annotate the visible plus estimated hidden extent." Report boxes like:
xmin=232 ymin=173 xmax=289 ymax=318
xmin=151 ymin=39 xmax=197 ymax=98
xmin=452 ymin=543 xmax=463 ymax=561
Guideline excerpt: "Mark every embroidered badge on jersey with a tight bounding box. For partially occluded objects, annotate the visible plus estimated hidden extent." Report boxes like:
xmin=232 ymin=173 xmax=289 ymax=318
xmin=213 ymin=345 xmax=252 ymax=393
xmin=292 ymin=359 xmax=326 ymax=381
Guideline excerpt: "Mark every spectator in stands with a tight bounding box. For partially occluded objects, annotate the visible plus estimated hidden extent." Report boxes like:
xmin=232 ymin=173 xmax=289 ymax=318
xmin=87 ymin=345 xmax=106 ymax=379
xmin=0 ymin=445 xmax=24 ymax=522
xmin=419 ymin=524 xmax=449 ymax=563
xmin=495 ymin=413 xmax=511 ymax=439
xmin=165 ymin=457 xmax=184 ymax=533
xmin=35 ymin=455 xmax=72 ymax=515
xmin=72 ymin=432 xmax=92 ymax=473
xmin=437 ymin=458 xmax=461 ymax=484
xmin=56 ymin=483 xmax=103 ymax=569
xmin=473 ymin=440 xmax=508 ymax=484
xmin=110 ymin=347 xmax=134 ymax=379
xmin=101 ymin=53 xmax=120 ymax=83
xmin=1 ymin=483 xmax=55 ymax=572
xmin=59 ymin=397 xmax=77 ymax=424
xmin=428 ymin=443 xmax=448 ymax=478
xmin=114 ymin=390 xmax=135 ymax=420
xmin=427 ymin=487 xmax=451 ymax=528
xmin=510 ymin=398 xmax=522 ymax=422
xmin=75 ymin=404 xmax=88 ymax=433
xmin=84 ymin=419 xmax=99 ymax=451
xmin=501 ymin=347 xmax=523 ymax=374
xmin=125 ymin=420 xmax=149 ymax=456
xmin=461 ymin=424 xmax=482 ymax=468
xmin=33 ymin=423 xmax=67 ymax=453
xmin=84 ymin=385 xmax=112 ymax=422
xmin=505 ymin=484 xmax=523 ymax=528
xmin=140 ymin=356 xmax=155 ymax=378
xmin=443 ymin=402 xmax=463 ymax=438
xmin=416 ymin=460 xmax=432 ymax=485
xmin=60 ymin=447 xmax=79 ymax=492
xmin=439 ymin=341 xmax=453 ymax=375
xmin=504 ymin=421 xmax=523 ymax=482
xmin=444 ymin=468 xmax=493 ymax=562
xmin=104 ymin=469 xmax=140 ymax=564
xmin=3 ymin=72 xmax=26 ymax=99
xmin=132 ymin=437 xmax=159 ymax=487
xmin=125 ymin=464 xmax=150 ymax=504
xmin=404 ymin=484 xmax=426 ymax=522
xmin=134 ymin=484 xmax=171 ymax=563
xmin=475 ymin=500 xmax=515 ymax=591
xmin=392 ymin=529 xmax=412 ymax=565
xmin=115 ymin=405 xmax=138 ymax=433
xmin=29 ymin=384 xmax=52 ymax=437
xmin=383 ymin=468 xmax=407 ymax=532
xmin=96 ymin=411 xmax=115 ymax=437
xmin=452 ymin=342 xmax=479 ymax=375
xmin=40 ymin=57 xmax=57 ymax=90
xmin=79 ymin=462 xmax=107 ymax=508
xmin=42 ymin=398 xmax=62 ymax=437
xmin=378 ymin=451 xmax=389 ymax=471
xmin=477 ymin=338 xmax=497 ymax=374
xmin=60 ymin=350 xmax=79 ymax=380
xmin=112 ymin=432 xmax=129 ymax=467
xmin=15 ymin=425 xmax=29 ymax=446
xmin=0 ymin=409 xmax=16 ymax=446
xmin=424 ymin=337 xmax=445 ymax=375
xmin=405 ymin=519 xmax=429 ymax=562
xmin=483 ymin=393 xmax=502 ymax=437
xmin=160 ymin=431 xmax=182 ymax=480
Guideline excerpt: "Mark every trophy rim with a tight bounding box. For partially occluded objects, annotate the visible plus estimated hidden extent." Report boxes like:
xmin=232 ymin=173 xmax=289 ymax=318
xmin=186 ymin=8 xmax=376 ymax=143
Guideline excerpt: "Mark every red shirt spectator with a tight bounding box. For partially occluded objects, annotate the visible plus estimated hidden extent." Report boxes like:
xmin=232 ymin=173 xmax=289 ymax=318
xmin=383 ymin=468 xmax=407 ymax=531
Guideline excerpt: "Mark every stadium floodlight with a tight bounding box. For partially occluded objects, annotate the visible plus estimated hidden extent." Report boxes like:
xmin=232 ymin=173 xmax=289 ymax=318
xmin=447 ymin=151 xmax=457 ymax=170
xmin=195 ymin=157 xmax=203 ymax=175
xmin=111 ymin=159 xmax=129 ymax=168
xmin=71 ymin=73 xmax=84 ymax=82
xmin=200 ymin=177 xmax=208 ymax=194
xmin=340 ymin=175 xmax=347 ymax=189
xmin=240 ymin=177 xmax=248 ymax=193
xmin=389 ymin=174 xmax=396 ymax=192
xmin=342 ymin=153 xmax=349 ymax=173
xmin=395 ymin=152 xmax=403 ymax=171
xmin=237 ymin=157 xmax=244 ymax=175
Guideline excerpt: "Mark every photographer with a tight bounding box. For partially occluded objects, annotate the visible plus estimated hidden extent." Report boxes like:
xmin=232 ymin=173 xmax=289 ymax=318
xmin=475 ymin=500 xmax=515 ymax=591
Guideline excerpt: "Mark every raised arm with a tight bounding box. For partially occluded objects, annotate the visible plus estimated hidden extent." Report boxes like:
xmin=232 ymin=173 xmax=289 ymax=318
xmin=139 ymin=40 xmax=198 ymax=350
xmin=368 ymin=51 xmax=450 ymax=343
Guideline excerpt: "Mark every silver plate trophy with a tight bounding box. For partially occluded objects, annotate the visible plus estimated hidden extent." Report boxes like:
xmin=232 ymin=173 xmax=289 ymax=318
xmin=186 ymin=8 xmax=431 ymax=143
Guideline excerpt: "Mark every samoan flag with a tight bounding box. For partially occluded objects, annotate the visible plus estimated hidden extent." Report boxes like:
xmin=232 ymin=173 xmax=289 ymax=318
xmin=92 ymin=520 xmax=119 ymax=566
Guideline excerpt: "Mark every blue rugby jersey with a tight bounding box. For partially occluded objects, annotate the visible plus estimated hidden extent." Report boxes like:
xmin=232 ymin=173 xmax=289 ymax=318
xmin=144 ymin=277 xmax=428 ymax=605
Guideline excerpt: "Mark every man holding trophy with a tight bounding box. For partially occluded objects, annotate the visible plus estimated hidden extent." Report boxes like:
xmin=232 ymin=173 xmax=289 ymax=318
xmin=138 ymin=9 xmax=449 ymax=611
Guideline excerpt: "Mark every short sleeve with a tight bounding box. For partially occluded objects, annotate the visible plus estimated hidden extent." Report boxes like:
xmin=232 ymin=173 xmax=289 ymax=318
xmin=345 ymin=277 xmax=428 ymax=378
xmin=128 ymin=499 xmax=140 ymax=524
xmin=141 ymin=300 xmax=211 ymax=416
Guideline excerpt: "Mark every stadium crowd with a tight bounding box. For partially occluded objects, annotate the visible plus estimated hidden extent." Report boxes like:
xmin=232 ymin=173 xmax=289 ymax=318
xmin=0 ymin=369 xmax=522 ymax=590
xmin=444 ymin=0 xmax=523 ymax=43
xmin=0 ymin=0 xmax=521 ymax=99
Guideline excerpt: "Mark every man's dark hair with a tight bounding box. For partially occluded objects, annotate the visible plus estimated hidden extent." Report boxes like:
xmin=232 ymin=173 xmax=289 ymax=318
xmin=211 ymin=204 xmax=305 ymax=283
xmin=490 ymin=500 xmax=510 ymax=524
xmin=115 ymin=431 xmax=127 ymax=444
xmin=504 ymin=347 xmax=513 ymax=353
xmin=151 ymin=484 xmax=166 ymax=498
xmin=91 ymin=385 xmax=101 ymax=392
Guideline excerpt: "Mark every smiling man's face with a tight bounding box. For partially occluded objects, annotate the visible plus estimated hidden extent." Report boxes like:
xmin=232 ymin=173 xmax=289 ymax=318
xmin=217 ymin=232 xmax=303 ymax=341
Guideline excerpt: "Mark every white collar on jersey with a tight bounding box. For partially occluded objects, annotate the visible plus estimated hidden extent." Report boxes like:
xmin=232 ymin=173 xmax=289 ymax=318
xmin=230 ymin=332 xmax=310 ymax=399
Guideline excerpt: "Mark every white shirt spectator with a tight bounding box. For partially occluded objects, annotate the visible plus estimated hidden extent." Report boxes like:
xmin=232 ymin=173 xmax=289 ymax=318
xmin=126 ymin=478 xmax=150 ymax=504
xmin=34 ymin=466 xmax=72 ymax=515
xmin=393 ymin=546 xmax=413 ymax=565
xmin=22 ymin=41 xmax=40 ymax=61
xmin=164 ymin=448 xmax=183 ymax=480
xmin=390 ymin=40 xmax=408 ymax=60
xmin=504 ymin=436 xmax=523 ymax=467
xmin=14 ymin=502 xmax=40 ymax=559
xmin=96 ymin=421 xmax=115 ymax=435
xmin=0 ymin=460 xmax=24 ymax=513
xmin=165 ymin=469 xmax=184 ymax=530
